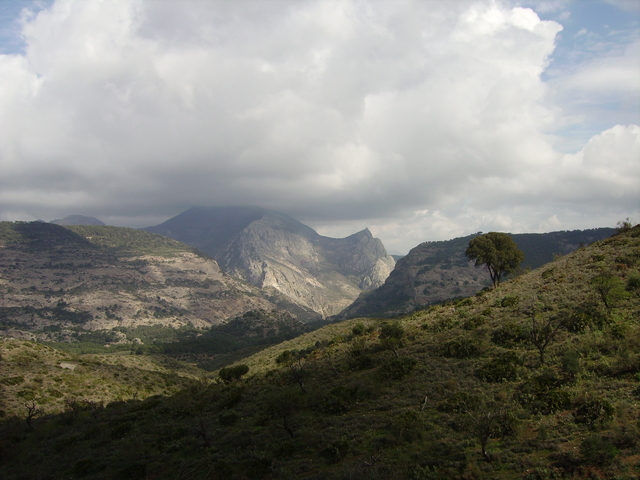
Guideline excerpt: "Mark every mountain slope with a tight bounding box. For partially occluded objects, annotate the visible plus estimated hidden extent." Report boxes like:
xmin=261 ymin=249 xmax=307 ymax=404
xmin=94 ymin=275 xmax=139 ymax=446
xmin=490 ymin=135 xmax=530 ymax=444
xmin=338 ymin=228 xmax=616 ymax=319
xmin=145 ymin=207 xmax=395 ymax=317
xmin=0 ymin=222 xmax=303 ymax=342
xmin=1 ymin=225 xmax=638 ymax=480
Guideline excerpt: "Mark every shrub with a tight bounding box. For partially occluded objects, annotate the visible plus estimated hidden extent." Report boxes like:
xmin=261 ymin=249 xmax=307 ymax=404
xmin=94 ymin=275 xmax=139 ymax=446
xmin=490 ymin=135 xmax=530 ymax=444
xmin=351 ymin=323 xmax=366 ymax=336
xmin=565 ymin=305 xmax=609 ymax=333
xmin=491 ymin=322 xmax=529 ymax=347
xmin=580 ymin=435 xmax=618 ymax=465
xmin=437 ymin=392 xmax=481 ymax=413
xmin=626 ymin=272 xmax=640 ymax=294
xmin=439 ymin=338 xmax=482 ymax=358
xmin=349 ymin=353 xmax=375 ymax=371
xmin=500 ymin=295 xmax=520 ymax=308
xmin=218 ymin=364 xmax=249 ymax=383
xmin=475 ymin=351 xmax=521 ymax=383
xmin=462 ymin=316 xmax=485 ymax=330
xmin=573 ymin=399 xmax=614 ymax=426
xmin=379 ymin=357 xmax=417 ymax=381
xmin=591 ymin=274 xmax=629 ymax=309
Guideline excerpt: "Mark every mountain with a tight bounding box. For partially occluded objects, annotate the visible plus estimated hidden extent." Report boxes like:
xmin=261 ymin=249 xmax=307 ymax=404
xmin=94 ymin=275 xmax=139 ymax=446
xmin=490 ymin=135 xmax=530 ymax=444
xmin=50 ymin=214 xmax=105 ymax=226
xmin=338 ymin=228 xmax=616 ymax=319
xmin=0 ymin=221 xmax=315 ymax=343
xmin=1 ymin=225 xmax=638 ymax=479
xmin=144 ymin=206 xmax=395 ymax=317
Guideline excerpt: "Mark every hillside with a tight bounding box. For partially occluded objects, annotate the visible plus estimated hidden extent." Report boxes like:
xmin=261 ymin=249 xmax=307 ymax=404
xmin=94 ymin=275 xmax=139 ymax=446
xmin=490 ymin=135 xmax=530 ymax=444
xmin=338 ymin=228 xmax=615 ymax=319
xmin=0 ymin=225 xmax=638 ymax=479
xmin=145 ymin=206 xmax=396 ymax=317
xmin=0 ymin=222 xmax=316 ymax=344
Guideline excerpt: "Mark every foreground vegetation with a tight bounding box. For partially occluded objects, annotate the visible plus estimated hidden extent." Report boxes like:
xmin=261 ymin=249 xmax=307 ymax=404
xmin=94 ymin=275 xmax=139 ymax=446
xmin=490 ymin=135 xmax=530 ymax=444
xmin=0 ymin=226 xmax=638 ymax=479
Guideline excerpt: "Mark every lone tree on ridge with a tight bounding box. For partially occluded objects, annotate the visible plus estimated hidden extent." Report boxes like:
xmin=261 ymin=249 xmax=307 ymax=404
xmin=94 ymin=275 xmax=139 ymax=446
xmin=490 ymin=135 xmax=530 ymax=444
xmin=466 ymin=232 xmax=524 ymax=287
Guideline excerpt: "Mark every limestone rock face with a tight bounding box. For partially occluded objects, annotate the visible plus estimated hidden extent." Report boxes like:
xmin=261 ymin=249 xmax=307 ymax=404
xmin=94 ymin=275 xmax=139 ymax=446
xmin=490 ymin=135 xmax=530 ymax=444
xmin=145 ymin=207 xmax=395 ymax=318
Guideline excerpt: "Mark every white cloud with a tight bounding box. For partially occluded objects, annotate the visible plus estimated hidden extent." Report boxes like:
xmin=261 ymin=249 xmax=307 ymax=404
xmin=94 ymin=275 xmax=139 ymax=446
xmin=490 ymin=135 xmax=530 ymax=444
xmin=0 ymin=0 xmax=637 ymax=254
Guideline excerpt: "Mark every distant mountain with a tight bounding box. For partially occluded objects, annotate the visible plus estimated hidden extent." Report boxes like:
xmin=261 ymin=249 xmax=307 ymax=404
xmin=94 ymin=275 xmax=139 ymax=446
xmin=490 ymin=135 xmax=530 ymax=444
xmin=0 ymin=222 xmax=314 ymax=343
xmin=51 ymin=214 xmax=105 ymax=226
xmin=337 ymin=228 xmax=616 ymax=319
xmin=144 ymin=206 xmax=395 ymax=317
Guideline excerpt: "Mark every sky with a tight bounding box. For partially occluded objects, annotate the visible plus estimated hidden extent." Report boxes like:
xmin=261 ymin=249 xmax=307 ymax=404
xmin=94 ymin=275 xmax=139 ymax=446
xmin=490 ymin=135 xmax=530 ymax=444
xmin=0 ymin=0 xmax=638 ymax=254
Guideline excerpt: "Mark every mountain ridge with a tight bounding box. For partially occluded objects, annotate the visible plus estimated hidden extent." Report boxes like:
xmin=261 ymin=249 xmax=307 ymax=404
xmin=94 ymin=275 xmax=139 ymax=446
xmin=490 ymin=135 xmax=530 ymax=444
xmin=337 ymin=227 xmax=616 ymax=319
xmin=144 ymin=206 xmax=396 ymax=317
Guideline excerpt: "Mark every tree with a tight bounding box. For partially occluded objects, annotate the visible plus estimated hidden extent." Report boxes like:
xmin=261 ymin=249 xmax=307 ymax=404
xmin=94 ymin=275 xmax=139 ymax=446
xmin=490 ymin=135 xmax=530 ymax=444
xmin=466 ymin=232 xmax=524 ymax=287
xmin=218 ymin=364 xmax=249 ymax=384
xmin=527 ymin=299 xmax=565 ymax=366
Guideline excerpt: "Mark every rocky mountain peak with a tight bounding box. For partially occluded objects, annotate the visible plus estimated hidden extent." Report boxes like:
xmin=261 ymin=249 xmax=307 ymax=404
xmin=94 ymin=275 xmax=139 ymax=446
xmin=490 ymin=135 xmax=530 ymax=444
xmin=145 ymin=207 xmax=395 ymax=317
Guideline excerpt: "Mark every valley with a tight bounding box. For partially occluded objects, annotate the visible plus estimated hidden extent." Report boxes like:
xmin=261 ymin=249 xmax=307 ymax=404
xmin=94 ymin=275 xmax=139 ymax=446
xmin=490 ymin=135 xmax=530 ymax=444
xmin=0 ymin=216 xmax=638 ymax=479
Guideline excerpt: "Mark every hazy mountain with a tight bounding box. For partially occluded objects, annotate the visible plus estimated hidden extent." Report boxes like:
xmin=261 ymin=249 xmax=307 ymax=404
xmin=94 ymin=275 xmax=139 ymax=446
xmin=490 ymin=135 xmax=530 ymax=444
xmin=337 ymin=228 xmax=616 ymax=319
xmin=145 ymin=206 xmax=395 ymax=317
xmin=0 ymin=221 xmax=315 ymax=343
xmin=50 ymin=214 xmax=105 ymax=226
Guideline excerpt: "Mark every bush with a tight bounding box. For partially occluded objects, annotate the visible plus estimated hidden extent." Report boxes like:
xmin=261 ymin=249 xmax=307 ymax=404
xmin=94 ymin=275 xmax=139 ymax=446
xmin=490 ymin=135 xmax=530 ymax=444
xmin=580 ymin=435 xmax=618 ymax=465
xmin=351 ymin=323 xmax=366 ymax=336
xmin=218 ymin=364 xmax=249 ymax=383
xmin=516 ymin=368 xmax=572 ymax=414
xmin=439 ymin=338 xmax=482 ymax=358
xmin=462 ymin=316 xmax=485 ymax=330
xmin=573 ymin=399 xmax=614 ymax=426
xmin=626 ymin=273 xmax=640 ymax=294
xmin=500 ymin=295 xmax=520 ymax=308
xmin=379 ymin=357 xmax=417 ymax=381
xmin=491 ymin=323 xmax=529 ymax=347
xmin=437 ymin=392 xmax=480 ymax=414
xmin=475 ymin=351 xmax=521 ymax=383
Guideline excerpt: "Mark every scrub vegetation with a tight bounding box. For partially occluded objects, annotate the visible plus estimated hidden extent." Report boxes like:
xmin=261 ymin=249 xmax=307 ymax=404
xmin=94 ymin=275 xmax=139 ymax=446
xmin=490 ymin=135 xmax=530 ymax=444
xmin=0 ymin=226 xmax=639 ymax=479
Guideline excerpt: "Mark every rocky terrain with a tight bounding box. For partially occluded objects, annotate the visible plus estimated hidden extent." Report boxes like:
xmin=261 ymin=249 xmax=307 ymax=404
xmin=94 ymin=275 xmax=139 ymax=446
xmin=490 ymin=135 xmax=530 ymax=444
xmin=338 ymin=228 xmax=616 ymax=319
xmin=0 ymin=222 xmax=312 ymax=343
xmin=145 ymin=207 xmax=395 ymax=317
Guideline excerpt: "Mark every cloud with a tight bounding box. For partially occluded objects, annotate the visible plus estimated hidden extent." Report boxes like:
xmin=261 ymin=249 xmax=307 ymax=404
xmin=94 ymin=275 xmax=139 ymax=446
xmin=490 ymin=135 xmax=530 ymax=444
xmin=0 ymin=0 xmax=637 ymax=253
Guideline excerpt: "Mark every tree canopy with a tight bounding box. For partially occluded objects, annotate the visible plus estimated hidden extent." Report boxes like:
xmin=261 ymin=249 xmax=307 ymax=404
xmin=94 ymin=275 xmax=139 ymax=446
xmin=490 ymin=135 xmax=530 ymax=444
xmin=466 ymin=232 xmax=524 ymax=287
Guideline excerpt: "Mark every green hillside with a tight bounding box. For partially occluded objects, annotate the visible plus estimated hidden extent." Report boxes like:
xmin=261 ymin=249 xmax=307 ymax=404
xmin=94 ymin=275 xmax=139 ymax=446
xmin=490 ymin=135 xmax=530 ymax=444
xmin=0 ymin=226 xmax=638 ymax=479
xmin=66 ymin=225 xmax=206 ymax=258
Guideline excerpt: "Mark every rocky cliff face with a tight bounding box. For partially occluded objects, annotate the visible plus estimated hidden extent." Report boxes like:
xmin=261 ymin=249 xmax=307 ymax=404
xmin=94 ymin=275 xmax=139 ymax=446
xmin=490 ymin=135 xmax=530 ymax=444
xmin=145 ymin=207 xmax=395 ymax=317
xmin=337 ymin=228 xmax=616 ymax=319
xmin=0 ymin=222 xmax=306 ymax=342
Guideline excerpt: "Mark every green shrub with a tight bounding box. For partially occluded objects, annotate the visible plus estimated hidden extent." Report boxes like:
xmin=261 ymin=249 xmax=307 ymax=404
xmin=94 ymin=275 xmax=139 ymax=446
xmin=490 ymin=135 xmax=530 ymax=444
xmin=626 ymin=272 xmax=640 ymax=294
xmin=349 ymin=353 xmax=375 ymax=371
xmin=580 ymin=435 xmax=618 ymax=465
xmin=475 ymin=351 xmax=521 ymax=383
xmin=437 ymin=392 xmax=480 ymax=413
xmin=439 ymin=337 xmax=482 ymax=358
xmin=560 ymin=351 xmax=582 ymax=378
xmin=379 ymin=357 xmax=417 ymax=381
xmin=500 ymin=295 xmax=520 ymax=308
xmin=462 ymin=316 xmax=485 ymax=330
xmin=491 ymin=322 xmax=529 ymax=347
xmin=351 ymin=323 xmax=366 ymax=336
xmin=218 ymin=364 xmax=249 ymax=383
xmin=573 ymin=398 xmax=614 ymax=426
xmin=0 ymin=376 xmax=24 ymax=386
